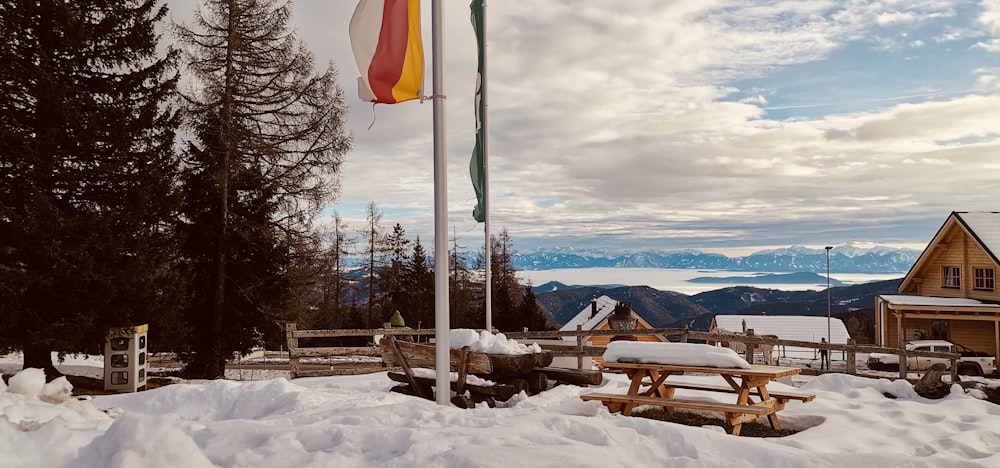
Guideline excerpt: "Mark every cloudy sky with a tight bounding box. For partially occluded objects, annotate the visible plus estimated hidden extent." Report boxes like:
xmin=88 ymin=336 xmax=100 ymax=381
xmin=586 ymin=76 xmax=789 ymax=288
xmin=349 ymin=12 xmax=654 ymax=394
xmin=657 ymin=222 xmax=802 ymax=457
xmin=166 ymin=0 xmax=1000 ymax=256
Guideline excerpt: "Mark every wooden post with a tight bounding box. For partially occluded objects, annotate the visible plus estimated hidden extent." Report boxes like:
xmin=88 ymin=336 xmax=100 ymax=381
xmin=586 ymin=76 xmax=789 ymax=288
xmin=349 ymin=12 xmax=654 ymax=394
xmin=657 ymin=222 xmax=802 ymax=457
xmin=745 ymin=329 xmax=755 ymax=364
xmin=285 ymin=322 xmax=300 ymax=379
xmin=898 ymin=347 xmax=907 ymax=380
xmin=680 ymin=324 xmax=689 ymax=343
xmin=456 ymin=346 xmax=471 ymax=395
xmin=576 ymin=325 xmax=584 ymax=370
xmin=949 ymin=356 xmax=958 ymax=383
xmin=846 ymin=339 xmax=856 ymax=374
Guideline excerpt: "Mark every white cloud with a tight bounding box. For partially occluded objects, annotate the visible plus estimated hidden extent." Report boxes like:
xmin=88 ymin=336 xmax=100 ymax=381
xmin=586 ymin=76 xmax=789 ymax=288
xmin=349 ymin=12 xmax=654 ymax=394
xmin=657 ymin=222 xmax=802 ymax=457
xmin=163 ymin=0 xmax=1000 ymax=252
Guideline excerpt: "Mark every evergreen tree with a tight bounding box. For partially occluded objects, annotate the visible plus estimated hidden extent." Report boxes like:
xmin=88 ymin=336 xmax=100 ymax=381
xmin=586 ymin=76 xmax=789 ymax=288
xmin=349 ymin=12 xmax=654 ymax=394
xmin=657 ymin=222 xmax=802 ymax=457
xmin=173 ymin=0 xmax=351 ymax=378
xmin=516 ymin=286 xmax=552 ymax=331
xmin=489 ymin=228 xmax=523 ymax=332
xmin=405 ymin=236 xmax=434 ymax=330
xmin=449 ymin=226 xmax=480 ymax=328
xmin=378 ymin=223 xmax=410 ymax=322
xmin=0 ymin=0 xmax=183 ymax=378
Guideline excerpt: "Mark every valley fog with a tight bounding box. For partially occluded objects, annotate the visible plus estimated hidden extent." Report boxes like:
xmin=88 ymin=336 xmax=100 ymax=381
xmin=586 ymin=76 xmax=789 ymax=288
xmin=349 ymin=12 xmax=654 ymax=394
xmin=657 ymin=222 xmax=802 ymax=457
xmin=520 ymin=268 xmax=901 ymax=295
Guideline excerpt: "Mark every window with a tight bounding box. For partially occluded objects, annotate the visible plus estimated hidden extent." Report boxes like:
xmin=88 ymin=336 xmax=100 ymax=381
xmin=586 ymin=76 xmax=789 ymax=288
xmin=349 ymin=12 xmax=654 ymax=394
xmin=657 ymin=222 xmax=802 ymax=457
xmin=111 ymin=354 xmax=128 ymax=368
xmin=111 ymin=371 xmax=128 ymax=385
xmin=942 ymin=267 xmax=961 ymax=288
xmin=110 ymin=337 xmax=130 ymax=351
xmin=974 ymin=268 xmax=995 ymax=291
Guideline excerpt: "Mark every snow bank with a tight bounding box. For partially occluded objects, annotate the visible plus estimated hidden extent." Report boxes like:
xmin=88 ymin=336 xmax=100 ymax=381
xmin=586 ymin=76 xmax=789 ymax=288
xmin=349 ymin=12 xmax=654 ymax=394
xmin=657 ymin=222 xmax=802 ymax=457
xmin=449 ymin=329 xmax=541 ymax=355
xmin=603 ymin=341 xmax=752 ymax=369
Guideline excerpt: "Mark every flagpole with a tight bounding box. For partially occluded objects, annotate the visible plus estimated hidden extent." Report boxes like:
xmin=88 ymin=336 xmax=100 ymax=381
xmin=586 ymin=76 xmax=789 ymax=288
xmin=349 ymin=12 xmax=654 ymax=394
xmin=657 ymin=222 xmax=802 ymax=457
xmin=431 ymin=0 xmax=451 ymax=406
xmin=482 ymin=0 xmax=492 ymax=333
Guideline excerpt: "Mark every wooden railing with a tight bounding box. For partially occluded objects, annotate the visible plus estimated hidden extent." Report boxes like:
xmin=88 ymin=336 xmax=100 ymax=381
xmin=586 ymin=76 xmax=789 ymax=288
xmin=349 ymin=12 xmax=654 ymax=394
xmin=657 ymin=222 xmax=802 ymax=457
xmin=284 ymin=323 xmax=958 ymax=380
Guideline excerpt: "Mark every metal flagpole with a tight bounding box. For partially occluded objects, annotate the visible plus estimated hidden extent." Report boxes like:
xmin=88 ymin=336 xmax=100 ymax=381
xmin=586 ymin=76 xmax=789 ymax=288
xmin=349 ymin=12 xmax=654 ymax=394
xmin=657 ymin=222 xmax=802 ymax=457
xmin=432 ymin=0 xmax=451 ymax=405
xmin=482 ymin=1 xmax=492 ymax=332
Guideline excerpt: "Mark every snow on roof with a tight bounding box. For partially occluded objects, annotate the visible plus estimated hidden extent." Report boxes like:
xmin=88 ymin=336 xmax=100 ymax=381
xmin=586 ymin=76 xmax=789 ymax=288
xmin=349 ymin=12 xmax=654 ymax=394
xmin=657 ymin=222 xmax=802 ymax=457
xmin=955 ymin=212 xmax=1000 ymax=263
xmin=558 ymin=295 xmax=618 ymax=340
xmin=879 ymin=295 xmax=1000 ymax=308
xmin=713 ymin=315 xmax=851 ymax=344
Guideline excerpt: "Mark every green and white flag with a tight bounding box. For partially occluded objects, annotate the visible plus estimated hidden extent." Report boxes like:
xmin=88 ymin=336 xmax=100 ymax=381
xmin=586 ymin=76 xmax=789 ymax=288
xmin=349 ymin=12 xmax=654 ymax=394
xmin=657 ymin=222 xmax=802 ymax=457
xmin=469 ymin=0 xmax=486 ymax=222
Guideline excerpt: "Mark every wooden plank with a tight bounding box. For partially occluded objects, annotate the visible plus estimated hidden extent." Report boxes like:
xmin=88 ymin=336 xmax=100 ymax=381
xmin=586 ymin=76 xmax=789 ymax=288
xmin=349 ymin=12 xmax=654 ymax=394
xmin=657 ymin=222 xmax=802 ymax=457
xmin=602 ymin=362 xmax=802 ymax=379
xmin=456 ymin=346 xmax=470 ymax=395
xmin=660 ymin=380 xmax=815 ymax=402
xmin=387 ymin=371 xmax=524 ymax=400
xmin=534 ymin=366 xmax=604 ymax=386
xmin=580 ymin=392 xmax=773 ymax=415
xmin=295 ymin=368 xmax=386 ymax=377
xmin=389 ymin=337 xmax=430 ymax=400
xmin=291 ymin=346 xmax=380 ymax=357
xmin=379 ymin=338 xmax=494 ymax=373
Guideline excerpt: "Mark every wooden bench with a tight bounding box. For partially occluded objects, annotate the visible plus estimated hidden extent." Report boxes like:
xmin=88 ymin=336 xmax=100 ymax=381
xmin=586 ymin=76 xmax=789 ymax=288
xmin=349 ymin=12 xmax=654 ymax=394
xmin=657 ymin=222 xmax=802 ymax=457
xmin=581 ymin=392 xmax=773 ymax=415
xmin=654 ymin=379 xmax=815 ymax=403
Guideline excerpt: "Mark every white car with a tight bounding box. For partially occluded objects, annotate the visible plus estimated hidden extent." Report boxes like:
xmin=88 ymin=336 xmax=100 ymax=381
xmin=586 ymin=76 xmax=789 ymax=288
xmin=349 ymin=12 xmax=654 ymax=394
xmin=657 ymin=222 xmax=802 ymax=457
xmin=867 ymin=340 xmax=997 ymax=376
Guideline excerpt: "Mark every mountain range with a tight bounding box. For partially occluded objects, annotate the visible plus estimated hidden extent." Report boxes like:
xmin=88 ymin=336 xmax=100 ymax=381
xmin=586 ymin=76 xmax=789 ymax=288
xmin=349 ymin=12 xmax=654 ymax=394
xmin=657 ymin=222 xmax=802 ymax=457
xmin=532 ymin=278 xmax=903 ymax=342
xmin=512 ymin=245 xmax=920 ymax=273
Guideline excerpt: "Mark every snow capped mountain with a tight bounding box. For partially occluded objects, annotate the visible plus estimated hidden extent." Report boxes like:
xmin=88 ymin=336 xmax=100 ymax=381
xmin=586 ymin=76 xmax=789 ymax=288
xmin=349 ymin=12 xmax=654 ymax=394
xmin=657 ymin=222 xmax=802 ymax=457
xmin=512 ymin=244 xmax=922 ymax=273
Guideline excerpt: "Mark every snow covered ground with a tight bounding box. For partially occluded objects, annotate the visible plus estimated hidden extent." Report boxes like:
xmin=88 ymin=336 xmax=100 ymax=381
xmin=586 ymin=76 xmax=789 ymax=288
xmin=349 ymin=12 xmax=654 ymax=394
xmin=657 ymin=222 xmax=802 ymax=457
xmin=2 ymin=352 xmax=999 ymax=467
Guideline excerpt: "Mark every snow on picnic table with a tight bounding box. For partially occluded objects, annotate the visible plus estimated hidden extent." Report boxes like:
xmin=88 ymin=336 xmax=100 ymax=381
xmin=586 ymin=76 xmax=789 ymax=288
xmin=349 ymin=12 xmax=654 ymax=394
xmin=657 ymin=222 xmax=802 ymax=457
xmin=2 ymin=351 xmax=1000 ymax=467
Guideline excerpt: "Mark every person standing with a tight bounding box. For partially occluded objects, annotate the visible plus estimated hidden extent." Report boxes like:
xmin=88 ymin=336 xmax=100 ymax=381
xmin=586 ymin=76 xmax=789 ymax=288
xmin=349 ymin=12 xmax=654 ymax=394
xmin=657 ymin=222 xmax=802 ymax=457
xmin=819 ymin=338 xmax=830 ymax=370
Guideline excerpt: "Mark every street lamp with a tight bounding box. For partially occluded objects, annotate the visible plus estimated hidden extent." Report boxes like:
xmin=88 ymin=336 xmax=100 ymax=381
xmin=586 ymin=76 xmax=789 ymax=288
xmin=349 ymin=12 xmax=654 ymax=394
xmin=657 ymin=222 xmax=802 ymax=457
xmin=825 ymin=246 xmax=833 ymax=345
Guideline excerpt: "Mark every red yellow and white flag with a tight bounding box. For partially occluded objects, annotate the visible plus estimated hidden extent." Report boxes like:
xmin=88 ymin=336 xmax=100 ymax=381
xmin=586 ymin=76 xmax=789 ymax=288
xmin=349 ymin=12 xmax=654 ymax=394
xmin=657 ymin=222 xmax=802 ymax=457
xmin=349 ymin=0 xmax=424 ymax=104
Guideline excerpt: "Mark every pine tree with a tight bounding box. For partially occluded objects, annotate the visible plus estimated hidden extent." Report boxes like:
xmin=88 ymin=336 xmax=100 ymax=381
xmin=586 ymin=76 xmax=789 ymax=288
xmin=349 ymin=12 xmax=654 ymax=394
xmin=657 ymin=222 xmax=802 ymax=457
xmin=378 ymin=223 xmax=410 ymax=321
xmin=173 ymin=0 xmax=351 ymax=378
xmin=405 ymin=236 xmax=434 ymax=330
xmin=0 ymin=0 xmax=183 ymax=378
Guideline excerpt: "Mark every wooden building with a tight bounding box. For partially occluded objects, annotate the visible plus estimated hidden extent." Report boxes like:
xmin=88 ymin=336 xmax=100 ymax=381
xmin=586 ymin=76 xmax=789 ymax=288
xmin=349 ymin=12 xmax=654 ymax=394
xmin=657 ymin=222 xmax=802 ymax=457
xmin=559 ymin=295 xmax=668 ymax=350
xmin=874 ymin=212 xmax=1000 ymax=360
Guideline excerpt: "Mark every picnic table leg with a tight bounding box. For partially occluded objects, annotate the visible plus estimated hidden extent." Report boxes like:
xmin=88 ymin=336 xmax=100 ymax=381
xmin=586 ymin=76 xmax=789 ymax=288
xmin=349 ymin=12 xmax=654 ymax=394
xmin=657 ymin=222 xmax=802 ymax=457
xmin=755 ymin=383 xmax=782 ymax=430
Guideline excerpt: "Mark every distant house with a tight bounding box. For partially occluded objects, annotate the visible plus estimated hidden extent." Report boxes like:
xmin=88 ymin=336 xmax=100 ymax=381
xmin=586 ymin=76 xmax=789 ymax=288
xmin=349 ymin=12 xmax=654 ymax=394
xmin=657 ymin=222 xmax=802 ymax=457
xmin=711 ymin=314 xmax=850 ymax=359
xmin=874 ymin=212 xmax=1000 ymax=358
xmin=559 ymin=295 xmax=668 ymax=348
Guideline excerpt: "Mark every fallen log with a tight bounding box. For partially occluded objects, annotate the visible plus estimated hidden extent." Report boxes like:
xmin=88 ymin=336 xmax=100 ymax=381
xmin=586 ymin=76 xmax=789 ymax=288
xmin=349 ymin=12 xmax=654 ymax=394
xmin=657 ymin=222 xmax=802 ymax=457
xmin=387 ymin=371 xmax=525 ymax=401
xmin=379 ymin=338 xmax=543 ymax=375
xmin=534 ymin=366 xmax=604 ymax=386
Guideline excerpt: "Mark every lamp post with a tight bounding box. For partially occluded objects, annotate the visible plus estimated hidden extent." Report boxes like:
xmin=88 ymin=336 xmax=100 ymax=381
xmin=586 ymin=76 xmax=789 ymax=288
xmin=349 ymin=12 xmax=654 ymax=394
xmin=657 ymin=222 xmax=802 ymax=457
xmin=825 ymin=246 xmax=833 ymax=345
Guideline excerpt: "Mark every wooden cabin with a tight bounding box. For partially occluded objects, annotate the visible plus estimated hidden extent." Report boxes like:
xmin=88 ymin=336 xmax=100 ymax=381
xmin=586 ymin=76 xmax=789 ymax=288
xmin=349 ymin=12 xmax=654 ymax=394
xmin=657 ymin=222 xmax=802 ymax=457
xmin=874 ymin=212 xmax=1000 ymax=359
xmin=559 ymin=296 xmax=668 ymax=363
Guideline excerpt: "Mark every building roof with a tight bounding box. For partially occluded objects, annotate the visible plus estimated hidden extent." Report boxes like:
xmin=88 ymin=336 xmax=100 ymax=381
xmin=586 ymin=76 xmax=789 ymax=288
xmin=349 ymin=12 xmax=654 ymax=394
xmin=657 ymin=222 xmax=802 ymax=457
xmin=954 ymin=212 xmax=1000 ymax=265
xmin=558 ymin=295 xmax=618 ymax=341
xmin=902 ymin=212 xmax=1000 ymax=292
xmin=558 ymin=295 xmax=659 ymax=341
xmin=712 ymin=315 xmax=852 ymax=344
xmin=879 ymin=295 xmax=999 ymax=307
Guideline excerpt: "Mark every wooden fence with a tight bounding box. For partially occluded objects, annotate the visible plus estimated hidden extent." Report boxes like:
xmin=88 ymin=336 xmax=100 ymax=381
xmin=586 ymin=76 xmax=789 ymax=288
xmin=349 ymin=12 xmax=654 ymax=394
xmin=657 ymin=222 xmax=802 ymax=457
xmin=284 ymin=323 xmax=959 ymax=381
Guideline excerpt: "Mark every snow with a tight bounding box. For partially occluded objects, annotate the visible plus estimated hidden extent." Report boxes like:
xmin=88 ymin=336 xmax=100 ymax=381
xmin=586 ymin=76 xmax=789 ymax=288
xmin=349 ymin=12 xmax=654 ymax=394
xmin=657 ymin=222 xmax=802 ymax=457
xmin=2 ymin=354 xmax=1000 ymax=467
xmin=879 ymin=295 xmax=1000 ymax=308
xmin=603 ymin=341 xmax=752 ymax=369
xmin=449 ymin=329 xmax=542 ymax=355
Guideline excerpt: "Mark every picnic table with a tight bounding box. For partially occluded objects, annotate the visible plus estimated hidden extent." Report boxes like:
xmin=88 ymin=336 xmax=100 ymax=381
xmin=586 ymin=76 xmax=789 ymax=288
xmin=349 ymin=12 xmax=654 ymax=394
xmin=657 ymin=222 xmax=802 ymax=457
xmin=581 ymin=361 xmax=814 ymax=435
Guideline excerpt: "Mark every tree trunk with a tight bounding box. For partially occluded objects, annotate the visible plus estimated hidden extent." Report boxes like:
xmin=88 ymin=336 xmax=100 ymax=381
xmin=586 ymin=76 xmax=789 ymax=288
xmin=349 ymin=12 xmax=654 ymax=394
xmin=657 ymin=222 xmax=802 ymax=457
xmin=22 ymin=345 xmax=64 ymax=382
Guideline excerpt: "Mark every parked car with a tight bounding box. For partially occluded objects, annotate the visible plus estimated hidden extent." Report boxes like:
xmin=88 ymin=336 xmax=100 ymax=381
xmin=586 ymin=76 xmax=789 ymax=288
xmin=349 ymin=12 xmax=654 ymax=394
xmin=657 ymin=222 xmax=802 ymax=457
xmin=867 ymin=340 xmax=997 ymax=376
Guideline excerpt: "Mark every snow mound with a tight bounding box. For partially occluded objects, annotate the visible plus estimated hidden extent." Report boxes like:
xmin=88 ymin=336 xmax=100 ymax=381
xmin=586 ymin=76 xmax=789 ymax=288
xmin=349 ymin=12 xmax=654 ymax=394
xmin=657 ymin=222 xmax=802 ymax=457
xmin=449 ymin=329 xmax=541 ymax=355
xmin=8 ymin=368 xmax=46 ymax=397
xmin=70 ymin=413 xmax=214 ymax=468
xmin=41 ymin=377 xmax=74 ymax=404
